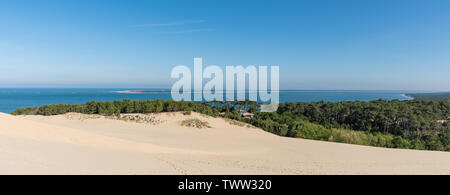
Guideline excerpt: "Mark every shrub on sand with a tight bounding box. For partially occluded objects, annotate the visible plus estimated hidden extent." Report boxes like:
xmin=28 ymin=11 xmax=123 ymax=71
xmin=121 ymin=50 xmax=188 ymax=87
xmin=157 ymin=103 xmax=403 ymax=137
xmin=180 ymin=118 xmax=211 ymax=129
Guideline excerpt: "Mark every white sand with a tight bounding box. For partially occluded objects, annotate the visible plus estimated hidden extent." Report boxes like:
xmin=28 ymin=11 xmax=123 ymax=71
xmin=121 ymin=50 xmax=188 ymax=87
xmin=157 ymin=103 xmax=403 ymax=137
xmin=0 ymin=112 xmax=449 ymax=175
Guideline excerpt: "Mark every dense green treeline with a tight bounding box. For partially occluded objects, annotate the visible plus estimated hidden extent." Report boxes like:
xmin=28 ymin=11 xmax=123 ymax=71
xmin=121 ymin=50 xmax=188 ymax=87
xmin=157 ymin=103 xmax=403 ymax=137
xmin=211 ymin=109 xmax=425 ymax=150
xmin=12 ymin=100 xmax=217 ymax=117
xmin=241 ymin=112 xmax=432 ymax=150
xmin=406 ymin=92 xmax=450 ymax=101
xmin=277 ymin=100 xmax=450 ymax=151
xmin=11 ymin=99 xmax=450 ymax=151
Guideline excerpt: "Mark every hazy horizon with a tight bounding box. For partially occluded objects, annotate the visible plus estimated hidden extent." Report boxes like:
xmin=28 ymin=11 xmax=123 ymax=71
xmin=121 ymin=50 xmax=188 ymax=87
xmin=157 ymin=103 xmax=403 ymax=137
xmin=0 ymin=87 xmax=442 ymax=93
xmin=1 ymin=0 xmax=450 ymax=91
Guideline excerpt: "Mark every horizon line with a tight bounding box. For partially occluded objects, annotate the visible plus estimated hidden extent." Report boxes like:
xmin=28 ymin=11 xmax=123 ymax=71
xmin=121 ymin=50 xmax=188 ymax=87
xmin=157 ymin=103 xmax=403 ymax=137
xmin=0 ymin=87 xmax=445 ymax=92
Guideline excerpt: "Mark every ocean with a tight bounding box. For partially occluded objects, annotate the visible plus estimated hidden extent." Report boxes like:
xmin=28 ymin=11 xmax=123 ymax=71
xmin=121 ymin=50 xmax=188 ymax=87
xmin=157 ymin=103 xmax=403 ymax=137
xmin=0 ymin=88 xmax=417 ymax=113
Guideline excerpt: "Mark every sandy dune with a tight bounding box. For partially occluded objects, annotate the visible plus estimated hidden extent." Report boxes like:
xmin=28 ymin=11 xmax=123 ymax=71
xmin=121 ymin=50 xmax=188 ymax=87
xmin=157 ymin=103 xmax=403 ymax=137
xmin=0 ymin=112 xmax=449 ymax=175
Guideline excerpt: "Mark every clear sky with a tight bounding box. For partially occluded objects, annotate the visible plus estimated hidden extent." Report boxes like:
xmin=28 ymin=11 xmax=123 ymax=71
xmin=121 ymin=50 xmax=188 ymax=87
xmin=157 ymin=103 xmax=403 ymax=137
xmin=0 ymin=0 xmax=449 ymax=90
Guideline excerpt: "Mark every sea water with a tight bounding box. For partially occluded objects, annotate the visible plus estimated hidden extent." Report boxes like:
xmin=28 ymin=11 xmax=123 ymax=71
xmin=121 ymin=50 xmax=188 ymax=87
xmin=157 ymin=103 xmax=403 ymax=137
xmin=0 ymin=88 xmax=417 ymax=113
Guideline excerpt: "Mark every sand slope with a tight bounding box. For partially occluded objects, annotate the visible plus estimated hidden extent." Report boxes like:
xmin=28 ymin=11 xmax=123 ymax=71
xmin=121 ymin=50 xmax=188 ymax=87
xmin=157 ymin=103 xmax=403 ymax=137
xmin=0 ymin=112 xmax=449 ymax=174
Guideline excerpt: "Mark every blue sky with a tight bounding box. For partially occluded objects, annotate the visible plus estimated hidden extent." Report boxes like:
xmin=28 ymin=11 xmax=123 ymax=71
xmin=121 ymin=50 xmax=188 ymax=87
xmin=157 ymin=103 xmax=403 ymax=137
xmin=0 ymin=0 xmax=449 ymax=90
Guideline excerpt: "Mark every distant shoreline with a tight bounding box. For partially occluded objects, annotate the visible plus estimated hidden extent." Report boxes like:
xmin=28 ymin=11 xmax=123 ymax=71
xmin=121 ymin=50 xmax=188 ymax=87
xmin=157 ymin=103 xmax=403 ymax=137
xmin=114 ymin=89 xmax=404 ymax=94
xmin=401 ymin=94 xmax=414 ymax=99
xmin=114 ymin=90 xmax=171 ymax=94
xmin=404 ymin=92 xmax=450 ymax=100
xmin=114 ymin=90 xmax=280 ymax=94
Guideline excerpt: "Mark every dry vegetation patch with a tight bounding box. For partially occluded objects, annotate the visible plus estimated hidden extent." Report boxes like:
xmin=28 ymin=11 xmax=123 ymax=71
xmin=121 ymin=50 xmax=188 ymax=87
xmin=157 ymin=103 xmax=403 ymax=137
xmin=180 ymin=118 xmax=211 ymax=129
xmin=63 ymin=113 xmax=101 ymax=121
xmin=119 ymin=114 xmax=165 ymax=125
xmin=225 ymin=118 xmax=256 ymax=128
